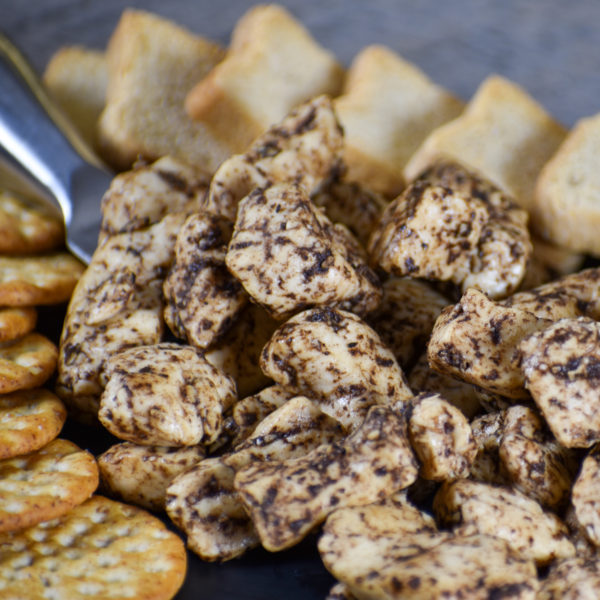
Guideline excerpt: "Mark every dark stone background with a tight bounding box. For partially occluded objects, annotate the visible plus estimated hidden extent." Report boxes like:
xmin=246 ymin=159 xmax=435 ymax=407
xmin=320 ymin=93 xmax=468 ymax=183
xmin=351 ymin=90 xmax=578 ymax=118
xmin=2 ymin=1 xmax=599 ymax=598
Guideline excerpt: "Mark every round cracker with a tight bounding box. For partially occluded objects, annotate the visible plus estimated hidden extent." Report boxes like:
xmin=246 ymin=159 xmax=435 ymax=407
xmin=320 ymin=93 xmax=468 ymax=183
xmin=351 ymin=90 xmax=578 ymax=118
xmin=0 ymin=332 xmax=58 ymax=394
xmin=0 ymin=252 xmax=85 ymax=306
xmin=0 ymin=438 xmax=98 ymax=533
xmin=0 ymin=389 xmax=67 ymax=460
xmin=0 ymin=495 xmax=187 ymax=600
xmin=0 ymin=190 xmax=64 ymax=254
xmin=0 ymin=306 xmax=37 ymax=343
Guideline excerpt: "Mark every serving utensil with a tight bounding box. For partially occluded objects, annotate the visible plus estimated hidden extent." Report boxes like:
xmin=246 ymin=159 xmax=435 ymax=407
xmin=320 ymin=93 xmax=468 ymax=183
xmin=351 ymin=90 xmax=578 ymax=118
xmin=0 ymin=33 xmax=111 ymax=264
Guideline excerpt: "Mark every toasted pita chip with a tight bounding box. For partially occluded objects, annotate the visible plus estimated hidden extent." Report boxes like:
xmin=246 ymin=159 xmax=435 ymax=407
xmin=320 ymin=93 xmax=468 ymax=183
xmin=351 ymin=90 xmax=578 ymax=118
xmin=534 ymin=111 xmax=600 ymax=255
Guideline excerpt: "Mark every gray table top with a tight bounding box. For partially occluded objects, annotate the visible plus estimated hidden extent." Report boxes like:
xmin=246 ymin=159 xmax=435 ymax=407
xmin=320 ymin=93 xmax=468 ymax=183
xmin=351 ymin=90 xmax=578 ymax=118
xmin=2 ymin=0 xmax=600 ymax=127
xmin=2 ymin=2 xmax=599 ymax=599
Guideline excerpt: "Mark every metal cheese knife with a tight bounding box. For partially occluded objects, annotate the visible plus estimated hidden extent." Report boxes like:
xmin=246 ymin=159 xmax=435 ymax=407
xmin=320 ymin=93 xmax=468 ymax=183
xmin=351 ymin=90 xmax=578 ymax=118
xmin=0 ymin=33 xmax=112 ymax=264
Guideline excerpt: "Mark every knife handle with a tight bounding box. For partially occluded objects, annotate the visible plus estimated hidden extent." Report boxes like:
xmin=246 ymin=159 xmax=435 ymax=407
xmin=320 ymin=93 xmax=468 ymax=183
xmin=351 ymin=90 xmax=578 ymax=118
xmin=0 ymin=32 xmax=105 ymax=226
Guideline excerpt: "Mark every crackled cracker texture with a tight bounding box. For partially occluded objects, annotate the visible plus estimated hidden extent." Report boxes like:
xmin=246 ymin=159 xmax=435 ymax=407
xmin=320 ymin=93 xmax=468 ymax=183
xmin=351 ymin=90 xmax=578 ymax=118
xmin=0 ymin=190 xmax=64 ymax=255
xmin=0 ymin=333 xmax=58 ymax=395
xmin=0 ymin=495 xmax=187 ymax=600
xmin=0 ymin=438 xmax=98 ymax=533
xmin=0 ymin=389 xmax=67 ymax=460
xmin=185 ymin=4 xmax=344 ymax=153
xmin=0 ymin=306 xmax=37 ymax=344
xmin=0 ymin=253 xmax=84 ymax=306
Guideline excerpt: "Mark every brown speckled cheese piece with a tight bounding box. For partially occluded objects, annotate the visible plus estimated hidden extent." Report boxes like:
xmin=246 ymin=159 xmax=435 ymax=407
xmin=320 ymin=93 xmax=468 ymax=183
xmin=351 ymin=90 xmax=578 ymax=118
xmin=408 ymin=392 xmax=477 ymax=481
xmin=163 ymin=211 xmax=247 ymax=349
xmin=368 ymin=161 xmax=531 ymax=300
xmin=428 ymin=288 xmax=550 ymax=399
xmin=213 ymin=384 xmax=295 ymax=451
xmin=520 ymin=317 xmax=600 ymax=448
xmin=325 ymin=582 xmax=358 ymax=600
xmin=312 ymin=180 xmax=387 ymax=248
xmin=538 ymin=556 xmax=600 ymax=600
xmin=166 ymin=396 xmax=343 ymax=561
xmin=205 ymin=95 xmax=344 ymax=221
xmin=98 ymin=343 xmax=237 ymax=446
xmin=499 ymin=404 xmax=577 ymax=510
xmin=408 ymin=351 xmax=483 ymax=419
xmin=469 ymin=410 xmax=511 ymax=486
xmin=319 ymin=497 xmax=538 ymax=600
xmin=369 ymin=180 xmax=488 ymax=282
xmin=100 ymin=155 xmax=209 ymax=238
xmin=168 ymin=456 xmax=257 ymax=562
xmin=234 ymin=406 xmax=418 ymax=551
xmin=56 ymin=213 xmax=185 ymax=421
xmin=260 ymin=306 xmax=413 ymax=431
xmin=434 ymin=479 xmax=574 ymax=565
xmin=203 ymin=303 xmax=279 ymax=400
xmin=571 ymin=445 xmax=600 ymax=546
xmin=503 ymin=266 xmax=600 ymax=320
xmin=226 ymin=183 xmax=381 ymax=319
xmin=367 ymin=277 xmax=449 ymax=370
xmin=98 ymin=442 xmax=206 ymax=511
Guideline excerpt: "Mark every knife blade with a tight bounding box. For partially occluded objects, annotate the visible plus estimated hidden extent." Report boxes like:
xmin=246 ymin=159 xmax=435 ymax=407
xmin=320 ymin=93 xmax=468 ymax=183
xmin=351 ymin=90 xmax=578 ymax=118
xmin=0 ymin=32 xmax=112 ymax=264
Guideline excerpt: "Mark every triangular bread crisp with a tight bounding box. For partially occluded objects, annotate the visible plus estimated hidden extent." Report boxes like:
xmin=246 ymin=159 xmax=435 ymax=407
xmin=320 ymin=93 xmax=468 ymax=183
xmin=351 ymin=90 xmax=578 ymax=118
xmin=43 ymin=46 xmax=108 ymax=151
xmin=97 ymin=9 xmax=228 ymax=173
xmin=404 ymin=75 xmax=566 ymax=223
xmin=185 ymin=4 xmax=345 ymax=154
xmin=534 ymin=111 xmax=600 ymax=255
xmin=334 ymin=45 xmax=464 ymax=198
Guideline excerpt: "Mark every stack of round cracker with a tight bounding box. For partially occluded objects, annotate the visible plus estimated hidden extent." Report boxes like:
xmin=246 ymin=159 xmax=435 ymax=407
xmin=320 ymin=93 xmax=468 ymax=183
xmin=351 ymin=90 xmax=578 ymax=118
xmin=0 ymin=189 xmax=187 ymax=599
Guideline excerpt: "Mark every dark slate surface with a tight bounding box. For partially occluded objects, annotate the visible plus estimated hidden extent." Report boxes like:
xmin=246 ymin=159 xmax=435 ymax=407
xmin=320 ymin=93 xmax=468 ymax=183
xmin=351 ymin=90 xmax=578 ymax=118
xmin=2 ymin=2 xmax=599 ymax=598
